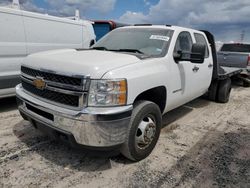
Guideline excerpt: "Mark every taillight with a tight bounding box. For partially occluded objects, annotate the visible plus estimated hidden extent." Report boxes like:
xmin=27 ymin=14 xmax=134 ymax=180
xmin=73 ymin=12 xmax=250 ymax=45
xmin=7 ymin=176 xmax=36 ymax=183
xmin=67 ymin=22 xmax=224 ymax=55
xmin=248 ymin=55 xmax=250 ymax=66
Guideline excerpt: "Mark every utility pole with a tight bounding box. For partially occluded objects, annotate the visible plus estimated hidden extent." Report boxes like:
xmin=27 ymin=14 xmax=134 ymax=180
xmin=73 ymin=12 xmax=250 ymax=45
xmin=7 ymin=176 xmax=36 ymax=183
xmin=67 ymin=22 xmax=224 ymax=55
xmin=240 ymin=30 xmax=245 ymax=43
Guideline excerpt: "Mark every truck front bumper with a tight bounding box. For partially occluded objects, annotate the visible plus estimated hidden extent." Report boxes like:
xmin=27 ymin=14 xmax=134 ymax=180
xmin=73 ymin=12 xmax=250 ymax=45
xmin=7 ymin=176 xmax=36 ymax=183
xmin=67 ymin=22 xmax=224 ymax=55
xmin=16 ymin=84 xmax=132 ymax=148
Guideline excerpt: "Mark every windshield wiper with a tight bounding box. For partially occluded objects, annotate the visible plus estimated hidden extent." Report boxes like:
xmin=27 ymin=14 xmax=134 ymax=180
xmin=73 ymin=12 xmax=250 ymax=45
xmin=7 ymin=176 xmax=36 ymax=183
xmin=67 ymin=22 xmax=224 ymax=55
xmin=92 ymin=46 xmax=109 ymax=51
xmin=92 ymin=47 xmax=145 ymax=55
xmin=113 ymin=49 xmax=144 ymax=54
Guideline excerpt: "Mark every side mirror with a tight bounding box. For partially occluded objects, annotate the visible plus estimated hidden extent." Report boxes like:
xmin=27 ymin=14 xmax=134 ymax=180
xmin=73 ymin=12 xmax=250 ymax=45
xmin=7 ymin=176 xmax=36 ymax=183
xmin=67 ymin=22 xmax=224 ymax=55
xmin=174 ymin=44 xmax=206 ymax=64
xmin=190 ymin=44 xmax=206 ymax=64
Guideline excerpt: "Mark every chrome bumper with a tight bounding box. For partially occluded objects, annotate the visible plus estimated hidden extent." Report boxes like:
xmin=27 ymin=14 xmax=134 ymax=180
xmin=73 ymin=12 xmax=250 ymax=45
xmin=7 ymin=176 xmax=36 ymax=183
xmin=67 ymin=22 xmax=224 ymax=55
xmin=16 ymin=84 xmax=132 ymax=147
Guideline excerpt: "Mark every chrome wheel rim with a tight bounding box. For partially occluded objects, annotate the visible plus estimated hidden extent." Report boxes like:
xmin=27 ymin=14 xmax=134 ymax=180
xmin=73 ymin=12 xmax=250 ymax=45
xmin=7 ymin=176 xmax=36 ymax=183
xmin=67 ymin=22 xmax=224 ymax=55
xmin=136 ymin=115 xmax=156 ymax=149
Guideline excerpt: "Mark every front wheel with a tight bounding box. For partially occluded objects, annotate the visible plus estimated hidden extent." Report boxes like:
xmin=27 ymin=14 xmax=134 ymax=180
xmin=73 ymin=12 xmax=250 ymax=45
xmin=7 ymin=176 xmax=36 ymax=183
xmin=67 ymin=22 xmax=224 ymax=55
xmin=120 ymin=100 xmax=162 ymax=161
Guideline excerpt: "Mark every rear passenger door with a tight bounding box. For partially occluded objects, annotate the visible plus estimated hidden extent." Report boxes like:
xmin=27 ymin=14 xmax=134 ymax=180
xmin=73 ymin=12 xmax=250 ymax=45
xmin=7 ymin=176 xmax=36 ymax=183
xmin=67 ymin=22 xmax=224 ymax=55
xmin=193 ymin=32 xmax=213 ymax=94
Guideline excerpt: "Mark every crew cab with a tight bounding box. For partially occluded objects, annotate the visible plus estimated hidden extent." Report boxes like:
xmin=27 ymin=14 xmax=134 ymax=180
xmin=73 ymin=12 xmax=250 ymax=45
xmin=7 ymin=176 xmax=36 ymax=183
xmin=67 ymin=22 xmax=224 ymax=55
xmin=16 ymin=25 xmax=242 ymax=161
xmin=217 ymin=43 xmax=250 ymax=87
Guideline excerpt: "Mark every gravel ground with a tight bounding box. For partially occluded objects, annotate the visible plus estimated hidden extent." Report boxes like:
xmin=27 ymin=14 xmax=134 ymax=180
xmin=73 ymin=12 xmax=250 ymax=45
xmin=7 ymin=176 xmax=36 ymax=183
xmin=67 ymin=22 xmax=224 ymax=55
xmin=0 ymin=86 xmax=249 ymax=188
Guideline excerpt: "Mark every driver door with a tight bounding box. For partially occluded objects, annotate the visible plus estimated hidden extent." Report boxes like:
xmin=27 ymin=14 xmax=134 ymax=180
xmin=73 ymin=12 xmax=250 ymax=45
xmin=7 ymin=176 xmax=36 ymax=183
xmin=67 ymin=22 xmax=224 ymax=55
xmin=173 ymin=31 xmax=204 ymax=103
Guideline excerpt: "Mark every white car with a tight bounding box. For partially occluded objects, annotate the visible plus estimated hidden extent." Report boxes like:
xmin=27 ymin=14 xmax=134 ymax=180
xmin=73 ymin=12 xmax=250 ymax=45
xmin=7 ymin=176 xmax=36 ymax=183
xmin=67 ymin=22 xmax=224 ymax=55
xmin=0 ymin=3 xmax=95 ymax=98
xmin=16 ymin=25 xmax=241 ymax=161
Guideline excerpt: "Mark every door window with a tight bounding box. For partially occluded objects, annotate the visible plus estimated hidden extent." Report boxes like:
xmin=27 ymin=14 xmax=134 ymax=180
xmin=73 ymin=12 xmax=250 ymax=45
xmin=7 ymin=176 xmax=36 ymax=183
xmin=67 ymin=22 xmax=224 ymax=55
xmin=174 ymin=32 xmax=193 ymax=53
xmin=194 ymin=33 xmax=209 ymax=58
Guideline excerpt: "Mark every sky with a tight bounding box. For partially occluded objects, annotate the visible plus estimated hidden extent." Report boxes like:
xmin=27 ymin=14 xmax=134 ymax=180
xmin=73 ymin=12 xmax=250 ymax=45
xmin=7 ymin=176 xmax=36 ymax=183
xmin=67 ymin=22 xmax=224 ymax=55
xmin=1 ymin=0 xmax=250 ymax=43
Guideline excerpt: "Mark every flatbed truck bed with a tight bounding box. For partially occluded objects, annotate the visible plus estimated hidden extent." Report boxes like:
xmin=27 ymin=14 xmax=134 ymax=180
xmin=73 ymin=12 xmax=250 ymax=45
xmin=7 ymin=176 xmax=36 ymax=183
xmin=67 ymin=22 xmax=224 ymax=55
xmin=218 ymin=66 xmax=243 ymax=80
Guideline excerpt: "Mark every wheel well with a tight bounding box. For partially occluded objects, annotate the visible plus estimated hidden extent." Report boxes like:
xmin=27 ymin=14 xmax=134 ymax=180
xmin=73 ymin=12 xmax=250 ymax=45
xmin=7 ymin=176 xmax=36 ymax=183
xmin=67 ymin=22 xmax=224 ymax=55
xmin=134 ymin=86 xmax=167 ymax=113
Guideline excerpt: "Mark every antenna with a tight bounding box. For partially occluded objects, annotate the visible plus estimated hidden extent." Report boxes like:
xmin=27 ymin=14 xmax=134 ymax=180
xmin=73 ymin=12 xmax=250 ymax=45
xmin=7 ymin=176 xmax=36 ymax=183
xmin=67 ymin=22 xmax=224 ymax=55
xmin=12 ymin=0 xmax=20 ymax=9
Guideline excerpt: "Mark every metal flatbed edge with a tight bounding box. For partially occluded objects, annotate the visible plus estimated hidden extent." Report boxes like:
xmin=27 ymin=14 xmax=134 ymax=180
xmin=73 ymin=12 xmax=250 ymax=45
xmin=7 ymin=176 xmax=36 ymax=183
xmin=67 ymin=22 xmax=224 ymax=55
xmin=217 ymin=66 xmax=243 ymax=80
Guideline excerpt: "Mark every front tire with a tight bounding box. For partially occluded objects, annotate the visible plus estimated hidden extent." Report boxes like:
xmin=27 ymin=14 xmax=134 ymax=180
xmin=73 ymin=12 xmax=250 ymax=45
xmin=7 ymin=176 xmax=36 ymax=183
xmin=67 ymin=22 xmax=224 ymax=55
xmin=120 ymin=100 xmax=162 ymax=161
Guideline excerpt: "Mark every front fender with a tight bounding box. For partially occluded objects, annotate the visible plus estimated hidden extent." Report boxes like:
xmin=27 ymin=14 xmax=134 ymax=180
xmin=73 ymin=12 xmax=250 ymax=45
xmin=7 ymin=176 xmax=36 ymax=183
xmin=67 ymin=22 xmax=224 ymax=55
xmin=102 ymin=59 xmax=170 ymax=105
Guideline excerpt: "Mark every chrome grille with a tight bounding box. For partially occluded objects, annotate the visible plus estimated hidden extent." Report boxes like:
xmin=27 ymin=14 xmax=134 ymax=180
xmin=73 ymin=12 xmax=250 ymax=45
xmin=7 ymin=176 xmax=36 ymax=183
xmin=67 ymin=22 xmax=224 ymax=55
xmin=22 ymin=81 xmax=80 ymax=107
xmin=21 ymin=66 xmax=82 ymax=87
xmin=21 ymin=66 xmax=89 ymax=109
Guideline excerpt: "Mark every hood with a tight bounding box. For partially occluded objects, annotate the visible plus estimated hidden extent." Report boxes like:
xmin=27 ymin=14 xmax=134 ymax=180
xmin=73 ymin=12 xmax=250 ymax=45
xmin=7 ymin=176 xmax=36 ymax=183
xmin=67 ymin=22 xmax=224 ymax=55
xmin=23 ymin=49 xmax=141 ymax=78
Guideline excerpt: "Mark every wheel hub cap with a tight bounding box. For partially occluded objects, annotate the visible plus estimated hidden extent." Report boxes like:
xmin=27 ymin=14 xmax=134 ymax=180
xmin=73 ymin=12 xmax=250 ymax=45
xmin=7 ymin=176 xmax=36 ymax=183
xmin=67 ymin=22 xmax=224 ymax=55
xmin=136 ymin=116 xmax=156 ymax=149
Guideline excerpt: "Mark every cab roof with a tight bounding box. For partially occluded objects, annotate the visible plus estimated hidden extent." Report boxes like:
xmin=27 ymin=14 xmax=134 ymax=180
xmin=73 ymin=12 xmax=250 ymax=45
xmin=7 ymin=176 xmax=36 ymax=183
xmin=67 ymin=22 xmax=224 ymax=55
xmin=118 ymin=24 xmax=204 ymax=34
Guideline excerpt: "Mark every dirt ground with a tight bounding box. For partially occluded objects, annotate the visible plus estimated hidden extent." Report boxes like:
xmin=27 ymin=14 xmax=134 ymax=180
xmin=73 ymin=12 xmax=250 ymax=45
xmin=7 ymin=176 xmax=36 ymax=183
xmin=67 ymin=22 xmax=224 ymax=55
xmin=0 ymin=86 xmax=249 ymax=188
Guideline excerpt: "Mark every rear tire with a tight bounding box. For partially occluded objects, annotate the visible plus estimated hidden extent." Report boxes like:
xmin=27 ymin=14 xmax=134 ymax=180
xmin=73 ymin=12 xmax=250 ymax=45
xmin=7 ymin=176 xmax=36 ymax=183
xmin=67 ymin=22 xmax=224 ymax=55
xmin=217 ymin=78 xmax=232 ymax=103
xmin=120 ymin=100 xmax=162 ymax=161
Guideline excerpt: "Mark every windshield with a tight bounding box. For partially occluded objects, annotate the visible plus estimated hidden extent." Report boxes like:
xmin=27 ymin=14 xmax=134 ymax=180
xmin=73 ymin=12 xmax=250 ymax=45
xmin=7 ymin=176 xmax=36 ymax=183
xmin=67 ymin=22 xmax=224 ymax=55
xmin=93 ymin=28 xmax=173 ymax=57
xmin=221 ymin=44 xmax=250 ymax=53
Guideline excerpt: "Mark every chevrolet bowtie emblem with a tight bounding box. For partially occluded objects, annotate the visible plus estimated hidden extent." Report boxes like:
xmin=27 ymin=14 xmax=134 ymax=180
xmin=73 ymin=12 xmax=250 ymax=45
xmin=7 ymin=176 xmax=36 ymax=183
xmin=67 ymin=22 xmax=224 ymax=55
xmin=33 ymin=77 xmax=46 ymax=90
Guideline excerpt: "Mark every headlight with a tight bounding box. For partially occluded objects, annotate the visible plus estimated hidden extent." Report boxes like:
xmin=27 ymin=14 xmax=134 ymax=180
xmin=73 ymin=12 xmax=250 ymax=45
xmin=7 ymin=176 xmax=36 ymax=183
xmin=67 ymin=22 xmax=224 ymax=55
xmin=88 ymin=79 xmax=127 ymax=106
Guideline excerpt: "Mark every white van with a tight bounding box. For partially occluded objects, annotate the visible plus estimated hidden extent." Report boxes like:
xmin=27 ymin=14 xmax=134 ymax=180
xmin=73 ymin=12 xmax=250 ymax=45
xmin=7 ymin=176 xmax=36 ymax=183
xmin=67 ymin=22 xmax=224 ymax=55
xmin=0 ymin=2 xmax=96 ymax=98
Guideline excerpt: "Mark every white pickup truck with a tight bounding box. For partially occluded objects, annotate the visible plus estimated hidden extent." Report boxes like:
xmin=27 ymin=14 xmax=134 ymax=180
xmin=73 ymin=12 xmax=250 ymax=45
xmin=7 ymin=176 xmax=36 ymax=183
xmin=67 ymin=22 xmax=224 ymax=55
xmin=16 ymin=25 xmax=242 ymax=161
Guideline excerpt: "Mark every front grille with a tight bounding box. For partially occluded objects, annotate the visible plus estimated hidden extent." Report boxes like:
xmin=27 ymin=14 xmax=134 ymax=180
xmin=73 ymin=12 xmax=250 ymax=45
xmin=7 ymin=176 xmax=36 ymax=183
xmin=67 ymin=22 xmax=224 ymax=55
xmin=22 ymin=81 xmax=79 ymax=107
xmin=20 ymin=66 xmax=88 ymax=108
xmin=21 ymin=66 xmax=82 ymax=86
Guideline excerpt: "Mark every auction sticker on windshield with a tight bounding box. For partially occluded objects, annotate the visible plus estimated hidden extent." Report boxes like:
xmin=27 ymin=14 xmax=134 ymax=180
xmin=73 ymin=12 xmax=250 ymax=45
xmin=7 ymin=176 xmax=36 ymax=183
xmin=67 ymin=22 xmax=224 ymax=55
xmin=150 ymin=35 xmax=170 ymax=41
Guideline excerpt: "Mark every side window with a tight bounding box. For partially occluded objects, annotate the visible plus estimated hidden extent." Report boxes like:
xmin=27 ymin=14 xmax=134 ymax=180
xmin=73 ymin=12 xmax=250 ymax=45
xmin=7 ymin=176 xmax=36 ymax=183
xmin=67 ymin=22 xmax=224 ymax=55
xmin=174 ymin=32 xmax=193 ymax=53
xmin=194 ymin=33 xmax=209 ymax=58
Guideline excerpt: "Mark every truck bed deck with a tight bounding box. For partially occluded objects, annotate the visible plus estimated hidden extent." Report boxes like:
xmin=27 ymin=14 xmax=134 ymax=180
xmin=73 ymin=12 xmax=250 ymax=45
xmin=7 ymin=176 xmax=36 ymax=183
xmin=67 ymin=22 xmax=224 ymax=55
xmin=217 ymin=66 xmax=243 ymax=80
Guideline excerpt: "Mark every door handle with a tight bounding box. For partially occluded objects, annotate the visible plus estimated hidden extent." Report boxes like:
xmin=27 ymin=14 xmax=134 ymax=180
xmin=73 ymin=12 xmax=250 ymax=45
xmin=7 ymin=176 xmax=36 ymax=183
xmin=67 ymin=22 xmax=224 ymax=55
xmin=208 ymin=64 xmax=213 ymax=68
xmin=192 ymin=66 xmax=199 ymax=72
